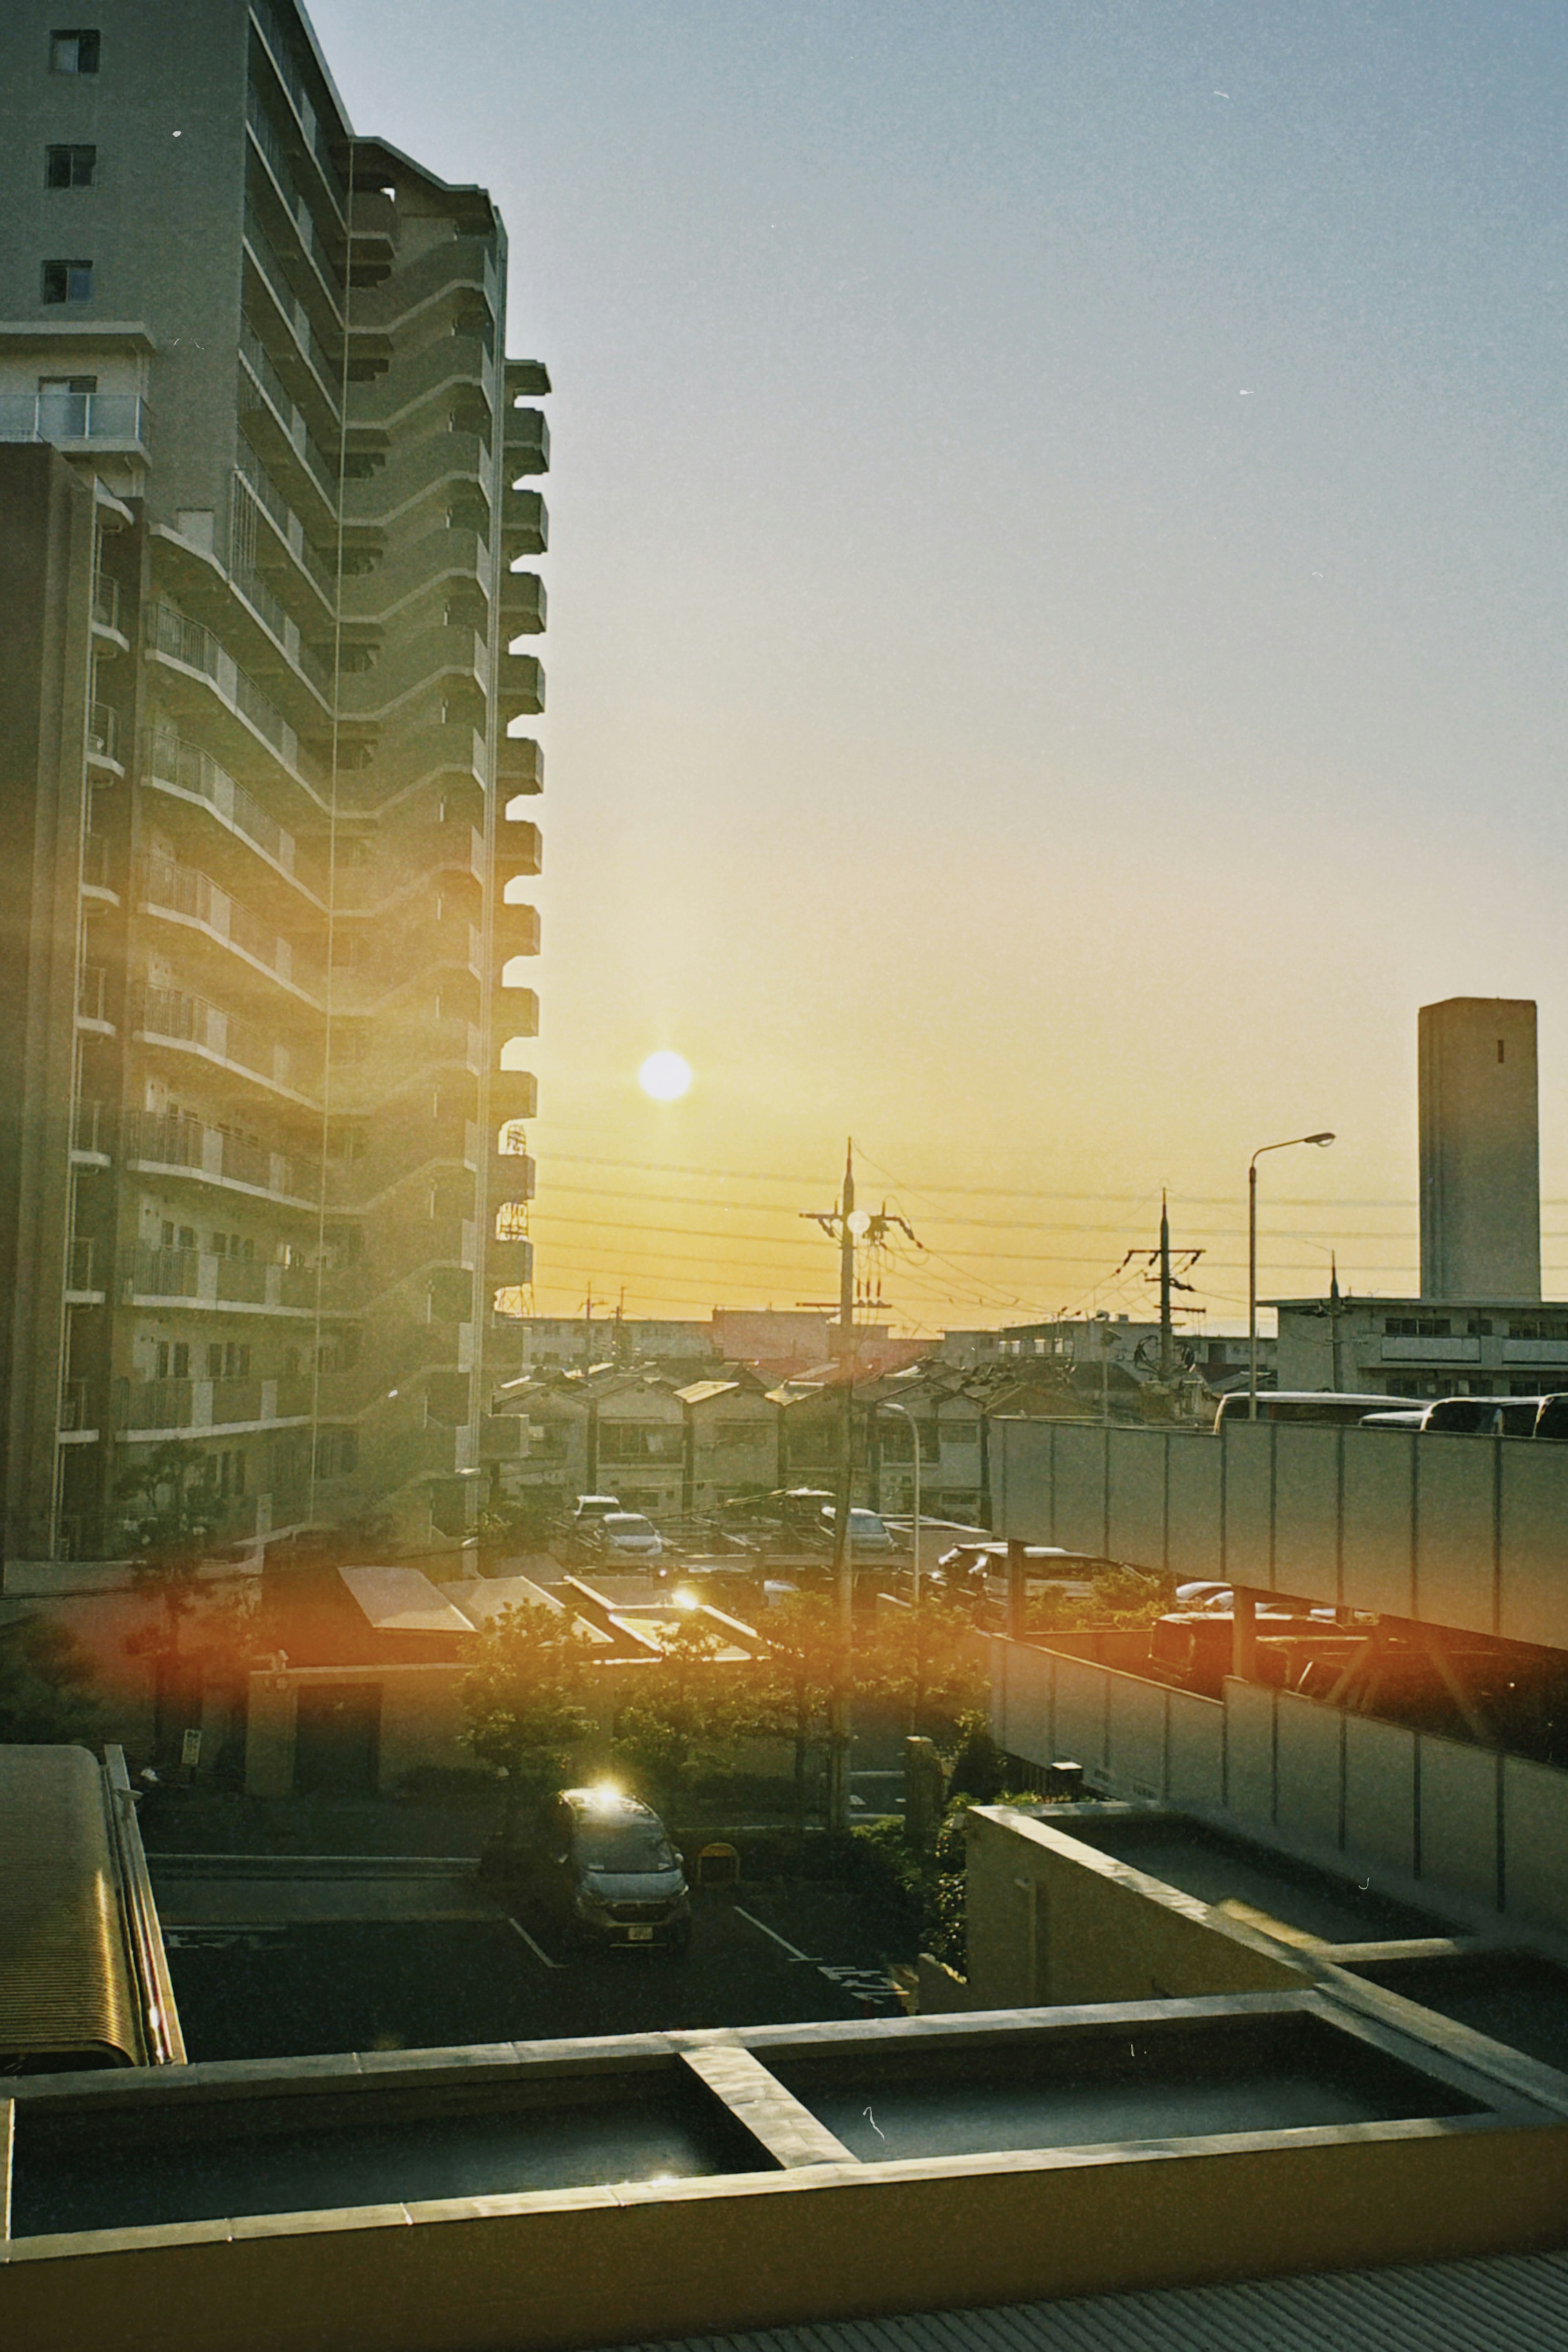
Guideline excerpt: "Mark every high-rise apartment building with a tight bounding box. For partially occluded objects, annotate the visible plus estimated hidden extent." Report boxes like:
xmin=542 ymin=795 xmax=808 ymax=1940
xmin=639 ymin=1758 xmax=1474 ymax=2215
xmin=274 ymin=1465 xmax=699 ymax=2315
xmin=1419 ymin=996 xmax=1540 ymax=1303
xmin=0 ymin=0 xmax=546 ymax=1564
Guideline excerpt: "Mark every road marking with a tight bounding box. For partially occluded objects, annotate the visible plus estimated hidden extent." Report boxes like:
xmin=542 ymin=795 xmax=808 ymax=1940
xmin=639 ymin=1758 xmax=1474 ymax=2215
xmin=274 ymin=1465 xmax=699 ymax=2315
xmin=733 ymin=1905 xmax=817 ymax=1964
xmin=507 ymin=1917 xmax=563 ymax=1969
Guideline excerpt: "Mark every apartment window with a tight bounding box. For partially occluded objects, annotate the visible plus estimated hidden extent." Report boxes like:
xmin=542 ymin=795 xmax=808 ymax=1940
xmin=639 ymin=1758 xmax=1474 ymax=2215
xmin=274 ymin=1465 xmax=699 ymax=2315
xmin=45 ymin=144 xmax=97 ymax=187
xmin=41 ymin=258 xmax=94 ymax=304
xmin=172 ymin=1342 xmax=190 ymax=1380
xmin=1385 ymin=1316 xmax=1451 ymax=1339
xmin=50 ymin=29 xmax=101 ymax=73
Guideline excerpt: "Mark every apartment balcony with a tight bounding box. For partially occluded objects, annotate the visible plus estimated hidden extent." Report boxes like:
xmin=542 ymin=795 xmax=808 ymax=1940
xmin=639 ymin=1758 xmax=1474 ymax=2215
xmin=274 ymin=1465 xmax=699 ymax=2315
xmin=505 ymin=359 xmax=551 ymax=399
xmin=123 ymin=1109 xmax=310 ymax=1207
xmin=496 ymin=902 xmax=541 ymax=959
xmin=81 ymin=831 xmax=118 ymax=900
xmin=121 ymin=1242 xmax=350 ymax=1317
xmin=486 ymin=1235 xmax=534 ymax=1289
xmin=72 ymin=1100 xmax=111 ymax=1166
xmin=91 ymin=569 xmax=130 ymax=653
xmin=501 ymin=487 xmax=547 ymax=557
xmin=145 ymin=603 xmax=321 ymax=798
xmin=497 ymin=735 xmax=543 ymax=795
xmin=111 ymin=1376 xmax=298 ymax=1438
xmin=348 ymin=188 xmax=399 ymax=283
xmin=65 ymin=1236 xmax=105 ymax=1304
xmin=0 ymin=389 xmax=151 ymax=459
xmin=57 ymin=1379 xmax=98 ymax=1441
xmin=492 ymin=1071 xmax=538 ymax=1123
xmin=499 ymin=657 xmax=544 ymax=721
xmin=1379 ymin=1336 xmax=1481 ymax=1365
xmin=86 ymin=700 xmax=123 ymax=773
xmin=241 ymin=210 xmax=341 ymax=414
xmin=129 ymin=982 xmax=323 ymax=1106
xmin=503 ymin=406 xmax=550 ymax=475
xmin=499 ymin=820 xmax=542 ymax=877
xmin=138 ymin=854 xmax=324 ymax=1002
xmin=501 ymin=572 xmax=546 ymax=635
xmin=492 ymin=1153 xmax=537 ymax=1207
xmin=346 ymin=722 xmax=486 ymax=806
xmin=142 ymin=722 xmax=313 ymax=891
xmin=76 ymin=966 xmax=113 ymax=1033
xmin=497 ymin=990 xmax=539 ymax=1041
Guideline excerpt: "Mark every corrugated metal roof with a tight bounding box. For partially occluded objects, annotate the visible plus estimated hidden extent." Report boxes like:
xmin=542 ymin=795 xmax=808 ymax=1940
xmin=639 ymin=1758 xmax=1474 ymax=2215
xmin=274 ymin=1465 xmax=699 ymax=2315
xmin=613 ymin=2251 xmax=1568 ymax=2352
xmin=0 ymin=1744 xmax=140 ymax=2066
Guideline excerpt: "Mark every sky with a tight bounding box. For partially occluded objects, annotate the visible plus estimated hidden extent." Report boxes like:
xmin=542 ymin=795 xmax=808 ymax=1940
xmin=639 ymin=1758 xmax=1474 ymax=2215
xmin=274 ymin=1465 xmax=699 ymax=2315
xmin=311 ymin=0 xmax=1568 ymax=1335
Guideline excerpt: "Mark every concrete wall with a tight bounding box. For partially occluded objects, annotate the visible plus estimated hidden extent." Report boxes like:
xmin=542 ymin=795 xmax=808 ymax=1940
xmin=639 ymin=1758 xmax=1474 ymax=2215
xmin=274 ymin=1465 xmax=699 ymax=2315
xmin=990 ymin=1634 xmax=1568 ymax=1941
xmin=992 ymin=1416 xmax=1568 ymax=1647
xmin=964 ymin=1806 xmax=1304 ymax=2009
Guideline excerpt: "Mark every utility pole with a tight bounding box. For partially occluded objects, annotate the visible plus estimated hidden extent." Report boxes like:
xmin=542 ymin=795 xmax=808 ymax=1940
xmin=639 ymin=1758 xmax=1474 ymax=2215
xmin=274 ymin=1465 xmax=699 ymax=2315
xmin=800 ymin=1140 xmax=918 ymax=1831
xmin=1158 ymin=1192 xmax=1173 ymax=1383
xmin=1328 ymin=1254 xmax=1345 ymax=1392
xmin=581 ymin=1284 xmax=594 ymax=1369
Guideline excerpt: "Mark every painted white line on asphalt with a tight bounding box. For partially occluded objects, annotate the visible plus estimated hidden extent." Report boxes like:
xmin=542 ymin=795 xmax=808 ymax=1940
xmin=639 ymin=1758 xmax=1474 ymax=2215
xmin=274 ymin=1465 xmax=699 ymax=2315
xmin=507 ymin=1917 xmax=563 ymax=1969
xmin=732 ymin=1905 xmax=817 ymax=1965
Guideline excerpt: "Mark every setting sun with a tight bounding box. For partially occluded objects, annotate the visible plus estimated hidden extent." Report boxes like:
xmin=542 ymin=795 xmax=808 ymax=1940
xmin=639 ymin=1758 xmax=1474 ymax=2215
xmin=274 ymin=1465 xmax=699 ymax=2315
xmin=638 ymin=1051 xmax=693 ymax=1102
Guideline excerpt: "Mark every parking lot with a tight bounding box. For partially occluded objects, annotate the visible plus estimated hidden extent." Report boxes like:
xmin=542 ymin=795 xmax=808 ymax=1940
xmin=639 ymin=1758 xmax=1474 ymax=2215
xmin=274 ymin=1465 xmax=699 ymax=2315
xmin=161 ymin=1876 xmax=904 ymax=2063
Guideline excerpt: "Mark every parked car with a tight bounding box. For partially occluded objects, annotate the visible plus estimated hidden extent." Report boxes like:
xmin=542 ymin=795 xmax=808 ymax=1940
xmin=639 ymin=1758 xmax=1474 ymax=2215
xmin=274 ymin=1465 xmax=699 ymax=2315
xmin=535 ymin=1786 xmax=690 ymax=1953
xmin=572 ymin=1493 xmax=623 ymax=1523
xmin=592 ymin=1511 xmax=665 ymax=1561
xmin=818 ymin=1505 xmax=896 ymax=1555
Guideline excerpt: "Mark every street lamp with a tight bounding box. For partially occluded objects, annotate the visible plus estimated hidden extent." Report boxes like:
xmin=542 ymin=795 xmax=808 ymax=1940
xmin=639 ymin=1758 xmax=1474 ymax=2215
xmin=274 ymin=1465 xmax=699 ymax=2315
xmin=882 ymin=1401 xmax=923 ymax=1607
xmin=1249 ymin=1133 xmax=1335 ymax=1419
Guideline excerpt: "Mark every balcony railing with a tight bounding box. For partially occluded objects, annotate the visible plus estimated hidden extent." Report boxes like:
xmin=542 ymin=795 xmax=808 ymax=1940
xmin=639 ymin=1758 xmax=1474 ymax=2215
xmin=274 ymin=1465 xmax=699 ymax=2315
xmin=73 ymin=1099 xmax=109 ymax=1157
xmin=249 ymin=0 xmax=347 ymax=208
xmin=124 ymin=1108 xmax=302 ymax=1200
xmin=92 ymin=571 xmax=122 ymax=633
xmin=116 ymin=1379 xmax=196 ymax=1432
xmin=66 ymin=1237 xmax=99 ymax=1293
xmin=77 ymin=966 xmax=109 ymax=1024
xmin=140 ymin=853 xmax=320 ymax=991
xmin=129 ymin=1245 xmax=204 ymax=1300
xmin=58 ymin=1379 xmax=94 ymax=1434
xmin=238 ymin=323 xmax=338 ymax=497
xmin=242 ymin=207 xmax=341 ymax=397
xmin=0 ymin=390 xmax=149 ymax=446
xmin=129 ymin=981 xmax=321 ymax=1098
xmin=147 ymin=602 xmax=300 ymax=769
xmin=87 ymin=702 xmax=119 ymax=763
xmin=82 ymin=832 xmax=112 ymax=888
xmin=142 ymin=721 xmax=303 ymax=880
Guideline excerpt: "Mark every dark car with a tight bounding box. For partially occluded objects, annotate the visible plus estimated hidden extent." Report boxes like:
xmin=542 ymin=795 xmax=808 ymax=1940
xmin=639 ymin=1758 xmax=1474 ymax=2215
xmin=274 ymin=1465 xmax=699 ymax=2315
xmin=537 ymin=1786 xmax=691 ymax=1954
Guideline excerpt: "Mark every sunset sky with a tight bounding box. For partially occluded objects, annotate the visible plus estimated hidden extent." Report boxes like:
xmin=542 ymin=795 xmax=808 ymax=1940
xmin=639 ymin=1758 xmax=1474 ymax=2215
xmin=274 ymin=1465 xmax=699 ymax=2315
xmin=312 ymin=0 xmax=1568 ymax=1334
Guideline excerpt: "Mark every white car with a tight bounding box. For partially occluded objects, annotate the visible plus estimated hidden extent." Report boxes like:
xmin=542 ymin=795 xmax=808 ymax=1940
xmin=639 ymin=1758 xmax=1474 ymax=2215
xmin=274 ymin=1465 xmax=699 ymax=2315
xmin=595 ymin=1512 xmax=664 ymax=1561
xmin=819 ymin=1506 xmax=896 ymax=1556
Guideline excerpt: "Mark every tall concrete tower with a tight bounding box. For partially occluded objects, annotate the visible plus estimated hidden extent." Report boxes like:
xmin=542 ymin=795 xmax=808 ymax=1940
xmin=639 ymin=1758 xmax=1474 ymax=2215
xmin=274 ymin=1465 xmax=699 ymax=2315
xmin=1419 ymin=998 xmax=1540 ymax=1302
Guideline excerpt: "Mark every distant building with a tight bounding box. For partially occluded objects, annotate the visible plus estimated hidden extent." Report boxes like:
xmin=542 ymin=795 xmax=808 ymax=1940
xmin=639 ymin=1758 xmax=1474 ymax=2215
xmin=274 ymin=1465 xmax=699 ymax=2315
xmin=936 ymin=1318 xmax=1272 ymax=1397
xmin=1420 ymin=996 xmax=1541 ymax=1301
xmin=1276 ymin=997 xmax=1561 ymax=1401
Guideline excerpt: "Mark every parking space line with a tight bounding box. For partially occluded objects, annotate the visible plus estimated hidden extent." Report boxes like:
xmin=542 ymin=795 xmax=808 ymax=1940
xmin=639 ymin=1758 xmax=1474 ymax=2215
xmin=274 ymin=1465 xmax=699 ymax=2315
xmin=732 ymin=1905 xmax=817 ymax=1964
xmin=507 ymin=1917 xmax=563 ymax=1969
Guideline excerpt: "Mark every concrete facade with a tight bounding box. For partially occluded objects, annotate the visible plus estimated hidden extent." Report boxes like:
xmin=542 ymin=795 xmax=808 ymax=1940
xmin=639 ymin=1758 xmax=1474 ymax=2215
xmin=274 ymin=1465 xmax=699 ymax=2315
xmin=1274 ymin=1289 xmax=1568 ymax=1401
xmin=0 ymin=0 xmax=548 ymax=1562
xmin=1420 ymin=996 xmax=1540 ymax=1303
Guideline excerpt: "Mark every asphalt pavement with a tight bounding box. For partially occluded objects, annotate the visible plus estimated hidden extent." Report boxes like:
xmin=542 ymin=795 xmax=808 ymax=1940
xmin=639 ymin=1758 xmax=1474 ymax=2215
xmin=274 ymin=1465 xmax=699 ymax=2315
xmin=161 ymin=1878 xmax=902 ymax=2062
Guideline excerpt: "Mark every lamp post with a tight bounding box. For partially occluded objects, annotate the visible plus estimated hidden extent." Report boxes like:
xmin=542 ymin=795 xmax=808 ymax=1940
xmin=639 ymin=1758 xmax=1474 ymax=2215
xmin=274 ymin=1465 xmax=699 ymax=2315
xmin=882 ymin=1401 xmax=922 ymax=1607
xmin=1249 ymin=1133 xmax=1335 ymax=1419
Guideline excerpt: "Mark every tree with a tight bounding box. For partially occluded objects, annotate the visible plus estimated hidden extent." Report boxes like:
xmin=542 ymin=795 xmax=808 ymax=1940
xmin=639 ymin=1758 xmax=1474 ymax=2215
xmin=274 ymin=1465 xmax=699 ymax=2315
xmin=460 ymin=1602 xmax=596 ymax=1849
xmin=755 ymin=1590 xmax=842 ymax=1831
xmin=117 ymin=1440 xmax=218 ymax=1659
xmin=612 ymin=1615 xmax=770 ymax=1820
xmin=857 ymin=1590 xmax=987 ymax=1739
xmin=0 ymin=1613 xmax=98 ymax=1744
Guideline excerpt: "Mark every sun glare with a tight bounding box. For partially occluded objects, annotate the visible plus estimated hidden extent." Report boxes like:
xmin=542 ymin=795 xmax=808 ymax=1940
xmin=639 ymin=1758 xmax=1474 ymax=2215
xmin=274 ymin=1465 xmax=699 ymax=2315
xmin=639 ymin=1051 xmax=693 ymax=1101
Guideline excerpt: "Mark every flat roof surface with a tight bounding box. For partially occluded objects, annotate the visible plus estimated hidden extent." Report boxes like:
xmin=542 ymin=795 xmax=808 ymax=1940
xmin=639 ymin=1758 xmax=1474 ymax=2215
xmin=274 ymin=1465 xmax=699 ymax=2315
xmin=612 ymin=2249 xmax=1568 ymax=2352
xmin=337 ymin=1565 xmax=473 ymax=1636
